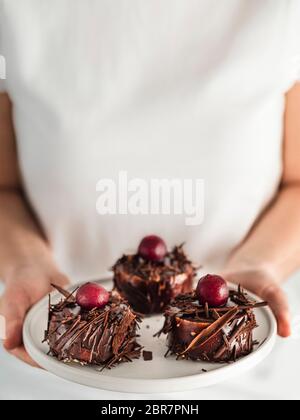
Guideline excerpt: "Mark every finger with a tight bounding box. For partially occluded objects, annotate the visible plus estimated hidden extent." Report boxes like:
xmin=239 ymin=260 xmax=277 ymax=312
xmin=277 ymin=312 xmax=291 ymax=338
xmin=52 ymin=273 xmax=70 ymax=288
xmin=9 ymin=346 xmax=41 ymax=368
xmin=260 ymin=284 xmax=291 ymax=338
xmin=3 ymin=318 xmax=24 ymax=350
xmin=0 ymin=288 xmax=30 ymax=350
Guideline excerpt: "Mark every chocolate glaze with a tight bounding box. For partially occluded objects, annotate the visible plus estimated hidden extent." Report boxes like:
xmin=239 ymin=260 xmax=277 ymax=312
xmin=157 ymin=287 xmax=267 ymax=363
xmin=113 ymin=245 xmax=196 ymax=314
xmin=45 ymin=285 xmax=142 ymax=369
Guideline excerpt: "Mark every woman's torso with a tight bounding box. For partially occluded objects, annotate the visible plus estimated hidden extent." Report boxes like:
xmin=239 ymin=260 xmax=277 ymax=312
xmin=1 ymin=0 xmax=298 ymax=281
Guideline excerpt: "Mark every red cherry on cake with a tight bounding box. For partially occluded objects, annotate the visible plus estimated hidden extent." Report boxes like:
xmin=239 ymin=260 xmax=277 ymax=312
xmin=138 ymin=235 xmax=167 ymax=262
xmin=76 ymin=282 xmax=110 ymax=310
xmin=196 ymin=274 xmax=229 ymax=307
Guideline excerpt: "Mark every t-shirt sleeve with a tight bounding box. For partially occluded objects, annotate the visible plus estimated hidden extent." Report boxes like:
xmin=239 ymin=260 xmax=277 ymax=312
xmin=0 ymin=0 xmax=6 ymax=92
xmin=287 ymin=0 xmax=300 ymax=86
xmin=0 ymin=64 xmax=6 ymax=93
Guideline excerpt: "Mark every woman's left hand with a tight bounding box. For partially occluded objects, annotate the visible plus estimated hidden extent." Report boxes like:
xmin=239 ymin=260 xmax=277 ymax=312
xmin=221 ymin=267 xmax=291 ymax=338
xmin=0 ymin=261 xmax=70 ymax=367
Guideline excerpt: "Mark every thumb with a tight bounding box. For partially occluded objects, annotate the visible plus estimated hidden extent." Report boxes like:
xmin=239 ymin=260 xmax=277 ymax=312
xmin=260 ymin=284 xmax=291 ymax=338
xmin=0 ymin=287 xmax=31 ymax=350
xmin=221 ymin=269 xmax=291 ymax=338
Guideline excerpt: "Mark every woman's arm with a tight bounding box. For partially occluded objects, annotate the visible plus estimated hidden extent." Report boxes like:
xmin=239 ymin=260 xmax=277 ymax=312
xmin=0 ymin=93 xmax=55 ymax=277
xmin=0 ymin=93 xmax=69 ymax=365
xmin=223 ymin=83 xmax=300 ymax=337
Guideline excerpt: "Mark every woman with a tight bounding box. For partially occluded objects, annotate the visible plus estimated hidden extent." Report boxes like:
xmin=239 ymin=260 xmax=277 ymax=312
xmin=0 ymin=0 xmax=300 ymax=369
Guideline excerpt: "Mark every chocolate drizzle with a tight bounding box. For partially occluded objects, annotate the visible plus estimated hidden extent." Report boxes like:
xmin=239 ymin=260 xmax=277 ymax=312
xmin=113 ymin=245 xmax=196 ymax=314
xmin=157 ymin=287 xmax=267 ymax=363
xmin=142 ymin=350 xmax=153 ymax=361
xmin=45 ymin=285 xmax=142 ymax=369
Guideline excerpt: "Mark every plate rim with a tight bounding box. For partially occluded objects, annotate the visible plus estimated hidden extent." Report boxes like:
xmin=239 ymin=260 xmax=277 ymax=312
xmin=23 ymin=278 xmax=277 ymax=393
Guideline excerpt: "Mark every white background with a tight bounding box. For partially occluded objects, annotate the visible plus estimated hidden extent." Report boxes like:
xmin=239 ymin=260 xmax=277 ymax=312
xmin=0 ymin=273 xmax=300 ymax=400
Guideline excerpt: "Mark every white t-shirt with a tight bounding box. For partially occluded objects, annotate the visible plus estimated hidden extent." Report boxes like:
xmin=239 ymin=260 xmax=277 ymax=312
xmin=1 ymin=0 xmax=300 ymax=282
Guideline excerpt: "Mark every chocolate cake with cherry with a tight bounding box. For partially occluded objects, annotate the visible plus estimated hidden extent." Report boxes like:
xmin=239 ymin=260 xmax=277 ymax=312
xmin=45 ymin=282 xmax=142 ymax=369
xmin=157 ymin=275 xmax=267 ymax=363
xmin=113 ymin=236 xmax=196 ymax=314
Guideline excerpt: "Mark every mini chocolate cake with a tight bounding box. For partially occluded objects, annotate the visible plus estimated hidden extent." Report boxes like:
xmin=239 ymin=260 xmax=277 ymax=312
xmin=113 ymin=238 xmax=196 ymax=315
xmin=158 ymin=283 xmax=267 ymax=363
xmin=45 ymin=284 xmax=142 ymax=369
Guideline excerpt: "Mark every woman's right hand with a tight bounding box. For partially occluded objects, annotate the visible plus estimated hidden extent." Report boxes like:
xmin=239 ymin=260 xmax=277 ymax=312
xmin=0 ymin=260 xmax=70 ymax=366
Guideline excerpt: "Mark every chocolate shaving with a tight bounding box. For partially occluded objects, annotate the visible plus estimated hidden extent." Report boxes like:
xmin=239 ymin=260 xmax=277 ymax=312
xmin=51 ymin=283 xmax=77 ymax=303
xmin=231 ymin=345 xmax=237 ymax=362
xmin=214 ymin=318 xmax=248 ymax=359
xmin=112 ymin=311 xmax=136 ymax=355
xmin=143 ymin=351 xmax=153 ymax=361
xmin=212 ymin=309 xmax=220 ymax=320
xmin=205 ymin=302 xmax=209 ymax=319
xmin=181 ymin=307 xmax=239 ymax=355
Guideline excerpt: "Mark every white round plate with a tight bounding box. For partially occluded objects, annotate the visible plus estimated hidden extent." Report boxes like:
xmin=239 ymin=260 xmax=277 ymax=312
xmin=23 ymin=278 xmax=277 ymax=394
